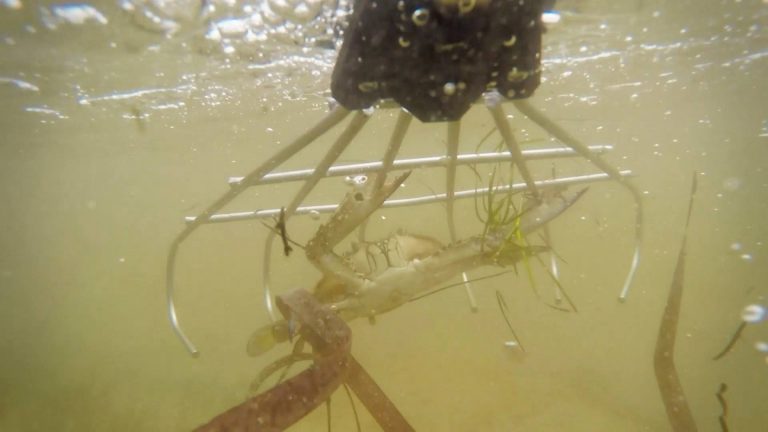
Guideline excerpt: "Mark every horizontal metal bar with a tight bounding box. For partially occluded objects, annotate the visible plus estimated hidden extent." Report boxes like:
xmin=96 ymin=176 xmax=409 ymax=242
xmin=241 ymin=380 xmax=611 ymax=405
xmin=186 ymin=170 xmax=632 ymax=225
xmin=228 ymin=145 xmax=614 ymax=187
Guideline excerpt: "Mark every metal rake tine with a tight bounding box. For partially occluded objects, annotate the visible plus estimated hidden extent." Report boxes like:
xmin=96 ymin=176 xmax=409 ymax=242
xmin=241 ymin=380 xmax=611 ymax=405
xmin=358 ymin=109 xmax=412 ymax=243
xmin=262 ymin=111 xmax=370 ymax=321
xmin=374 ymin=109 xmax=412 ymax=191
xmin=541 ymin=224 xmax=563 ymax=304
xmin=486 ymin=93 xmax=541 ymax=200
xmin=446 ymin=120 xmax=461 ymax=242
xmin=513 ymin=99 xmax=644 ymax=302
xmin=446 ymin=120 xmax=479 ymax=312
xmin=166 ymin=105 xmax=350 ymax=357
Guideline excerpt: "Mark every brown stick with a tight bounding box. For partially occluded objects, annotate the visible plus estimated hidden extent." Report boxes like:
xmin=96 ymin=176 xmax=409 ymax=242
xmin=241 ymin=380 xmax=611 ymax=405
xmin=195 ymin=290 xmax=351 ymax=432
xmin=196 ymin=289 xmax=414 ymax=431
xmin=346 ymin=356 xmax=415 ymax=432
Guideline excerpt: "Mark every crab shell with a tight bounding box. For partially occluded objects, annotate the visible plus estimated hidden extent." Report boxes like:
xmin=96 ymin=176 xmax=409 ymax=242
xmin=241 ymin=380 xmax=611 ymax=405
xmin=313 ymin=231 xmax=443 ymax=303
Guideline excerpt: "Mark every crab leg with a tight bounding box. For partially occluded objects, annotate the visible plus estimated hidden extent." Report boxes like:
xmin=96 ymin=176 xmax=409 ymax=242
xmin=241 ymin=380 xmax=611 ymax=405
xmin=306 ymin=171 xmax=412 ymax=291
xmin=262 ymin=111 xmax=370 ymax=321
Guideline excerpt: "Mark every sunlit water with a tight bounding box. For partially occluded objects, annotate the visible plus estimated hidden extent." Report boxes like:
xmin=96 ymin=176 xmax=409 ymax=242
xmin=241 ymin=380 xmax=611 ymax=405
xmin=1 ymin=0 xmax=767 ymax=430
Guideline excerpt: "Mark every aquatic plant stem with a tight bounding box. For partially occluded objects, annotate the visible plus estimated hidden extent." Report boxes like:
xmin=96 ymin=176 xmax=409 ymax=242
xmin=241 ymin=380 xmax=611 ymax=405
xmin=653 ymin=174 xmax=698 ymax=431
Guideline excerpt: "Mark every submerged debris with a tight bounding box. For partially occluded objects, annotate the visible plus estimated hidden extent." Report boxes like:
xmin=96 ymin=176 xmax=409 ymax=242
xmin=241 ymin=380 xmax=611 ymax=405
xmin=716 ymin=383 xmax=729 ymax=432
xmin=653 ymin=173 xmax=698 ymax=431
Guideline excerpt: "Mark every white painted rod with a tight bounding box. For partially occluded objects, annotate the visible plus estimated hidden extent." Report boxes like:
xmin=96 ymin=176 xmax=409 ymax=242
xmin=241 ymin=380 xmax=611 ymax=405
xmin=186 ymin=170 xmax=632 ymax=225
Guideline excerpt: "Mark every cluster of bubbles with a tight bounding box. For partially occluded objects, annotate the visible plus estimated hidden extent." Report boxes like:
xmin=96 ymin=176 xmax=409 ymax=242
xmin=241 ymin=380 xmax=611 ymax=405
xmin=118 ymin=0 xmax=352 ymax=55
xmin=10 ymin=0 xmax=360 ymax=118
xmin=23 ymin=0 xmax=352 ymax=53
xmin=740 ymin=303 xmax=768 ymax=364
xmin=38 ymin=3 xmax=109 ymax=29
xmin=118 ymin=0 xmax=356 ymax=105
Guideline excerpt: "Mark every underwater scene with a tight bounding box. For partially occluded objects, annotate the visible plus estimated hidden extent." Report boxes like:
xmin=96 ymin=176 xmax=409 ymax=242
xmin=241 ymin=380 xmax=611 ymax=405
xmin=1 ymin=0 xmax=767 ymax=430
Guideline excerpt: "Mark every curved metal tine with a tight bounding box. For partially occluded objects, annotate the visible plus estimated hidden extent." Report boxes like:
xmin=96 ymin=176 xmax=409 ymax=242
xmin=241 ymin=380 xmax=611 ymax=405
xmin=166 ymin=105 xmax=350 ymax=356
xmin=543 ymin=165 xmax=563 ymax=303
xmin=262 ymin=111 xmax=370 ymax=321
xmin=513 ymin=99 xmax=644 ymax=301
xmin=486 ymin=93 xmax=541 ymax=200
xmin=542 ymin=224 xmax=563 ymax=304
xmin=446 ymin=121 xmax=461 ymax=242
xmin=357 ymin=109 xmax=412 ymax=242
xmin=446 ymin=120 xmax=478 ymax=312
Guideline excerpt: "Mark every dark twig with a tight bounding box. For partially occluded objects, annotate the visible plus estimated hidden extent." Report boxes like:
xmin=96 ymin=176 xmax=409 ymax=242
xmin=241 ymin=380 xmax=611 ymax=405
xmin=712 ymin=322 xmax=747 ymax=361
xmin=277 ymin=207 xmax=293 ymax=256
xmin=716 ymin=383 xmax=729 ymax=432
xmin=496 ymin=290 xmax=525 ymax=352
xmin=343 ymin=383 xmax=362 ymax=432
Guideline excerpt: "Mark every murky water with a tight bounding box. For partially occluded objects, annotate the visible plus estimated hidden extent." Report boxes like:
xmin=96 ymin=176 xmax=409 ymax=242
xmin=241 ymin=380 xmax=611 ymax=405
xmin=1 ymin=0 xmax=767 ymax=430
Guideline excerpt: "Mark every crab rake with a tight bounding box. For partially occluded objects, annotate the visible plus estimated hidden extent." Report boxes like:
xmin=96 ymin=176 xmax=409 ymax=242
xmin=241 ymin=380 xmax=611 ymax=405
xmin=165 ymin=0 xmax=643 ymax=356
xmin=194 ymin=289 xmax=415 ymax=432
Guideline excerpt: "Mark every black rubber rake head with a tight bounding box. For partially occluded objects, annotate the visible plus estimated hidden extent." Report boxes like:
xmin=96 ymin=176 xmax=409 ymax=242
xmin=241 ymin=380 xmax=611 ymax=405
xmin=331 ymin=0 xmax=546 ymax=122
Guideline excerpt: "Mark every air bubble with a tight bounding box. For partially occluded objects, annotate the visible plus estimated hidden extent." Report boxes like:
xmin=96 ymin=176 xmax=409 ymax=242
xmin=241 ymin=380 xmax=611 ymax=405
xmin=412 ymin=8 xmax=429 ymax=26
xmin=503 ymin=35 xmax=517 ymax=47
xmin=742 ymin=304 xmax=766 ymax=323
xmin=458 ymin=0 xmax=475 ymax=14
xmin=398 ymin=36 xmax=410 ymax=48
xmin=443 ymin=82 xmax=456 ymax=95
xmin=345 ymin=175 xmax=368 ymax=189
xmin=723 ymin=177 xmax=742 ymax=191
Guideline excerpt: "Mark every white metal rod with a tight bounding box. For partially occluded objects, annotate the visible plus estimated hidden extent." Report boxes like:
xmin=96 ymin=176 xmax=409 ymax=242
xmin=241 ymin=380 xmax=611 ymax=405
xmin=228 ymin=145 xmax=614 ymax=186
xmin=189 ymin=170 xmax=632 ymax=224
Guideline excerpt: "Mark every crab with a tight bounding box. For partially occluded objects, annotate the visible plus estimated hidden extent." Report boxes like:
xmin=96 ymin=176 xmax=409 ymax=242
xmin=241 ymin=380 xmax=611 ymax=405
xmin=247 ymin=171 xmax=586 ymax=356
